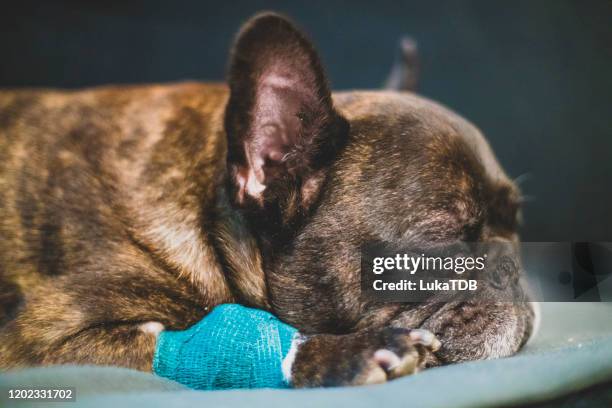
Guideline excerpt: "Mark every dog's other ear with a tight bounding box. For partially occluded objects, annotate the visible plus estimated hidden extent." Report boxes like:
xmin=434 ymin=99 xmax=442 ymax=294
xmin=225 ymin=12 xmax=348 ymax=207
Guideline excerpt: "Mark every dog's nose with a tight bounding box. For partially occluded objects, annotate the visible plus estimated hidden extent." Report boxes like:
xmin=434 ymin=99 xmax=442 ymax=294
xmin=483 ymin=238 xmax=521 ymax=289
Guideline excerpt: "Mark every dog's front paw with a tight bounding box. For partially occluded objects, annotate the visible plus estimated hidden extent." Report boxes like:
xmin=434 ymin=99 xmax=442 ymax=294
xmin=290 ymin=327 xmax=440 ymax=387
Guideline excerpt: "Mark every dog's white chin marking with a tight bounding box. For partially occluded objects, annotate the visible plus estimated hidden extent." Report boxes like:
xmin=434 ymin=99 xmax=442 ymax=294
xmin=282 ymin=334 xmax=304 ymax=384
xmin=139 ymin=321 xmax=165 ymax=337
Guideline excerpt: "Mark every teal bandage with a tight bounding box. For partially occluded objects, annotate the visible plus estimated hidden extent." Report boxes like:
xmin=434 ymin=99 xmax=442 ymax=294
xmin=152 ymin=304 xmax=299 ymax=390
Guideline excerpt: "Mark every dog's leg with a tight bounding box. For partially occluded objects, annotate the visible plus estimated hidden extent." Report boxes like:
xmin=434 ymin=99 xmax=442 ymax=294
xmin=0 ymin=318 xmax=161 ymax=370
xmin=0 ymin=321 xmax=162 ymax=370
xmin=0 ymin=267 xmax=209 ymax=370
xmin=288 ymin=326 xmax=440 ymax=387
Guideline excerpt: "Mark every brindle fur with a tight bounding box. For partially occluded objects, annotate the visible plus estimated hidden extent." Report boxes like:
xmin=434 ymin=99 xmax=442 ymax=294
xmin=0 ymin=13 xmax=533 ymax=385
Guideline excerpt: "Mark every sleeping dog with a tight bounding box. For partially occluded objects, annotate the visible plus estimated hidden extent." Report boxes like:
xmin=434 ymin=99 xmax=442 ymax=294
xmin=0 ymin=13 xmax=534 ymax=386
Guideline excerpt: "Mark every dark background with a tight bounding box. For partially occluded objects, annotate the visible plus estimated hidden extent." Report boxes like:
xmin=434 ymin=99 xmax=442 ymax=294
xmin=1 ymin=0 xmax=610 ymax=241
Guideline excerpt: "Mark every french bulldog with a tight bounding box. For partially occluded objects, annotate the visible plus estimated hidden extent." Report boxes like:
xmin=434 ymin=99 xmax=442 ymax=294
xmin=0 ymin=12 xmax=535 ymax=387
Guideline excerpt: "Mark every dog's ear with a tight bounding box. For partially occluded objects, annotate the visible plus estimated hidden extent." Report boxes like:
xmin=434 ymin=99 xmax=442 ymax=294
xmin=225 ymin=12 xmax=348 ymax=207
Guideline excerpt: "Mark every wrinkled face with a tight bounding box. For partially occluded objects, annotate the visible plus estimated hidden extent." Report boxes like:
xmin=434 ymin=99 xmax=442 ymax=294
xmin=264 ymin=92 xmax=523 ymax=332
xmin=224 ymin=14 xmax=522 ymax=332
xmin=329 ymin=91 xmax=522 ymax=246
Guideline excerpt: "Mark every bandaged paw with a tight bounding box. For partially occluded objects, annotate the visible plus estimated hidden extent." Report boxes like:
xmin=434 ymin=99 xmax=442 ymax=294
xmin=152 ymin=304 xmax=298 ymax=390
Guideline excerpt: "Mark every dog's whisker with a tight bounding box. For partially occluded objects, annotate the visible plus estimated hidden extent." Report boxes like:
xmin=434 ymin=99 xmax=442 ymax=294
xmin=513 ymin=173 xmax=532 ymax=186
xmin=518 ymin=194 xmax=536 ymax=203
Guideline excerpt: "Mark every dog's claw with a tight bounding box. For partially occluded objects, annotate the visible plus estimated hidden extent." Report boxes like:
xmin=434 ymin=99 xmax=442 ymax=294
xmin=409 ymin=329 xmax=442 ymax=351
xmin=365 ymin=328 xmax=440 ymax=384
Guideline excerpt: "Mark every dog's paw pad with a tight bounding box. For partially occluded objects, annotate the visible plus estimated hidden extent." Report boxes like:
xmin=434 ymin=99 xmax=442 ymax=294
xmin=373 ymin=348 xmax=401 ymax=371
xmin=373 ymin=348 xmax=418 ymax=379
